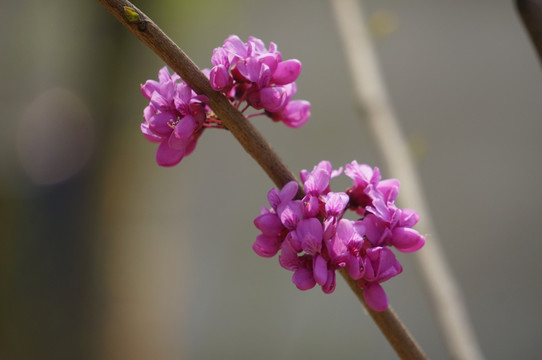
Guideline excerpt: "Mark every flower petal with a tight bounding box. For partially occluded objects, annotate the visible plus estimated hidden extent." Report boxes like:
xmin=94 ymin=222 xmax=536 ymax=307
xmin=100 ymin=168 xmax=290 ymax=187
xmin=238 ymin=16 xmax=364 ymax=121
xmin=377 ymin=178 xmax=400 ymax=203
xmin=223 ymin=35 xmax=247 ymax=63
xmin=398 ymin=208 xmax=420 ymax=228
xmin=303 ymin=195 xmax=320 ymax=218
xmin=322 ymin=269 xmax=336 ymax=294
xmin=346 ymin=255 xmax=363 ymax=280
xmin=175 ymin=115 xmax=197 ymax=140
xmin=392 ymin=227 xmax=425 ymax=253
xmin=211 ymin=46 xmax=230 ymax=67
xmin=296 ymin=218 xmax=323 ymax=255
xmin=254 ymin=213 xmax=284 ymax=235
xmin=325 ymin=192 xmax=349 ymax=217
xmin=279 ymin=181 xmax=299 ymax=203
xmin=278 ymin=238 xmax=301 ymax=271
xmin=313 ymin=255 xmax=328 ymax=286
xmin=157 ymin=66 xmax=172 ymax=82
xmin=140 ymin=123 xmax=164 ymax=143
xmin=292 ymin=266 xmax=316 ymax=291
xmin=150 ymin=92 xmax=170 ymax=111
xmin=267 ymin=188 xmax=280 ymax=209
xmin=365 ymin=247 xmax=403 ymax=282
xmin=363 ymin=282 xmax=389 ymax=311
xmin=278 ymin=200 xmax=304 ymax=230
xmin=210 ymin=64 xmax=232 ymax=91
xmin=272 ymin=59 xmax=302 ymax=85
xmin=149 ymin=112 xmax=175 ymax=136
xmin=141 ymin=79 xmax=160 ymax=99
xmin=252 ymin=234 xmax=282 ymax=258
xmin=176 ymin=82 xmax=194 ymax=105
xmin=304 ymin=169 xmax=330 ymax=196
xmin=259 ymin=86 xmax=287 ymax=112
xmin=155 ymin=140 xmax=185 ymax=167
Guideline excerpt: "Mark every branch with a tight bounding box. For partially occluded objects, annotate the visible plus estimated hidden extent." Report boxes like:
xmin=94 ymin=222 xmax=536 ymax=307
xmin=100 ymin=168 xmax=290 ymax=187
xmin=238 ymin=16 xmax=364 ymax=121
xmin=329 ymin=1 xmax=485 ymax=359
xmin=516 ymin=0 xmax=542 ymax=66
xmin=97 ymin=0 xmax=427 ymax=358
xmin=339 ymin=269 xmax=427 ymax=360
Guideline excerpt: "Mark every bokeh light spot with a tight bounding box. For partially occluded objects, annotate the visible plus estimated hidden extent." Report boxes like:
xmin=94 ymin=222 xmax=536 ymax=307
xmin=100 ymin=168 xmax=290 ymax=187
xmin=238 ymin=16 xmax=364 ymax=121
xmin=17 ymin=87 xmax=94 ymax=185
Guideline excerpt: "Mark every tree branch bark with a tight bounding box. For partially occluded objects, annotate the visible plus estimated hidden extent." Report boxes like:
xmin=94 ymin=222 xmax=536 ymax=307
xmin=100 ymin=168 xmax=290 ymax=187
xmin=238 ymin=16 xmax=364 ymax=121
xmin=517 ymin=0 xmax=542 ymax=66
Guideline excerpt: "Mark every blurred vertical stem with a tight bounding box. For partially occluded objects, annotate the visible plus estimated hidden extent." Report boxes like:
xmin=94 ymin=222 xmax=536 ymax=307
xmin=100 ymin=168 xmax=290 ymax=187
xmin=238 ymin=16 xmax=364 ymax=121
xmin=98 ymin=0 xmax=427 ymax=358
xmin=329 ymin=1 xmax=485 ymax=359
xmin=516 ymin=0 xmax=542 ymax=65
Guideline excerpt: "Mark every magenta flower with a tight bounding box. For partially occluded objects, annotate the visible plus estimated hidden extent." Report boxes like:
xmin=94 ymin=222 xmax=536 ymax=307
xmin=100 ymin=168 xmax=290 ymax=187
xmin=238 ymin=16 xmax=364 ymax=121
xmin=322 ymin=192 xmax=349 ymax=240
xmin=209 ymin=35 xmax=310 ymax=128
xmin=141 ymin=66 xmax=209 ymax=167
xmin=267 ymin=99 xmax=311 ymax=128
xmin=360 ymin=201 xmax=425 ymax=253
xmin=296 ymin=219 xmax=327 ymax=284
xmin=359 ymin=247 xmax=403 ymax=311
xmin=142 ymin=36 xmax=310 ymax=166
xmin=253 ymin=209 xmax=285 ymax=258
xmin=252 ymin=181 xmax=299 ymax=257
xmin=326 ymin=218 xmax=365 ymax=280
xmin=344 ymin=161 xmax=383 ymax=214
xmin=253 ymin=160 xmax=426 ymax=311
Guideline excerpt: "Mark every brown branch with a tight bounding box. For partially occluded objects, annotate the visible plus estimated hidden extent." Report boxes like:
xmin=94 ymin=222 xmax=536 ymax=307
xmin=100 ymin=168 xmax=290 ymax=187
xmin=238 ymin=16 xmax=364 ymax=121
xmin=97 ymin=0 xmax=427 ymax=358
xmin=517 ymin=0 xmax=542 ymax=66
xmin=339 ymin=269 xmax=427 ymax=360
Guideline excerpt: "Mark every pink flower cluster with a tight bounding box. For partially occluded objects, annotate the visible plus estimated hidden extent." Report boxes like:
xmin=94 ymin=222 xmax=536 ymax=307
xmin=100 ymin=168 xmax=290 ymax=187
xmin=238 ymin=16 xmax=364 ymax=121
xmin=141 ymin=67 xmax=210 ymax=167
xmin=210 ymin=35 xmax=311 ymax=128
xmin=253 ymin=161 xmax=425 ymax=311
xmin=141 ymin=36 xmax=311 ymax=167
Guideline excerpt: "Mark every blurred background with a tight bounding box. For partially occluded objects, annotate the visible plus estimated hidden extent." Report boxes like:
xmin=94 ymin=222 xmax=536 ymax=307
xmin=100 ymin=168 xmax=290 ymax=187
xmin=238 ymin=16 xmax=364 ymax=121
xmin=1 ymin=0 xmax=541 ymax=359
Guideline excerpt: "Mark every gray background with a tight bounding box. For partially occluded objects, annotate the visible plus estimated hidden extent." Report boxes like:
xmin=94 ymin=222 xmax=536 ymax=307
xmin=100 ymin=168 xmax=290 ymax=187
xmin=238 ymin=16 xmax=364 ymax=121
xmin=1 ymin=0 xmax=541 ymax=359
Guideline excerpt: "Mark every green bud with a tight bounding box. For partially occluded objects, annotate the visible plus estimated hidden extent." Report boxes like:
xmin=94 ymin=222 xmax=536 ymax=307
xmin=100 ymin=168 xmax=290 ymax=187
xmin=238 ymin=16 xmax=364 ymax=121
xmin=123 ymin=6 xmax=140 ymax=23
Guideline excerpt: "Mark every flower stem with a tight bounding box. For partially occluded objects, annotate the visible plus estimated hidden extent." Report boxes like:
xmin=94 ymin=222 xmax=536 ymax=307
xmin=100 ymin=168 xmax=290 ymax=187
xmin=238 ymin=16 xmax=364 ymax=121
xmin=339 ymin=268 xmax=427 ymax=360
xmin=97 ymin=1 xmax=427 ymax=358
xmin=245 ymin=112 xmax=266 ymax=119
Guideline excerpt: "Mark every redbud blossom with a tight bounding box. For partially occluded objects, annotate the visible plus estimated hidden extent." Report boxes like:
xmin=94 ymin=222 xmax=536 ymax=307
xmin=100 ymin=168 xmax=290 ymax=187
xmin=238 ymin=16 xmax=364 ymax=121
xmin=253 ymin=161 xmax=425 ymax=311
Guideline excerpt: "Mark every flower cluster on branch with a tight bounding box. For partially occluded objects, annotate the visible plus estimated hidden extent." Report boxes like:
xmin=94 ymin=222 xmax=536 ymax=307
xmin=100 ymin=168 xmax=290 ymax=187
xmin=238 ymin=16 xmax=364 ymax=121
xmin=140 ymin=67 xmax=209 ymax=166
xmin=253 ymin=161 xmax=425 ymax=311
xmin=138 ymin=34 xmax=425 ymax=313
xmin=99 ymin=1 xmax=433 ymax=354
xmin=210 ymin=35 xmax=310 ymax=128
xmin=140 ymin=35 xmax=310 ymax=167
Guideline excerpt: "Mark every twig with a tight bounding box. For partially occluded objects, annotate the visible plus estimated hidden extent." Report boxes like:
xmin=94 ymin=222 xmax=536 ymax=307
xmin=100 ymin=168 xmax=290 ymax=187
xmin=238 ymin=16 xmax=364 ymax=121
xmin=329 ymin=1 xmax=485 ymax=359
xmin=339 ymin=269 xmax=427 ymax=360
xmin=516 ymin=0 xmax=542 ymax=66
xmin=97 ymin=0 xmax=427 ymax=358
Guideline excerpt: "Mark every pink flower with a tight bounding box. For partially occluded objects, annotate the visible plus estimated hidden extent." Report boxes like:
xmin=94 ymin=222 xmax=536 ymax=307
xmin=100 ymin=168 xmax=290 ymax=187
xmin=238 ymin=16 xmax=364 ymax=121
xmin=272 ymin=59 xmax=302 ymax=85
xmin=253 ymin=161 xmax=425 ymax=310
xmin=359 ymin=247 xmax=403 ymax=311
xmin=209 ymin=35 xmax=310 ymax=127
xmin=209 ymin=64 xmax=232 ymax=91
xmin=141 ymin=67 xmax=209 ymax=167
xmin=142 ymin=36 xmax=310 ymax=166
xmin=360 ymin=203 xmax=425 ymax=253
xmin=344 ymin=161 xmax=382 ymax=214
xmin=252 ymin=181 xmax=299 ymax=257
xmin=267 ymin=100 xmax=311 ymax=128
xmin=326 ymin=219 xmax=365 ymax=280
